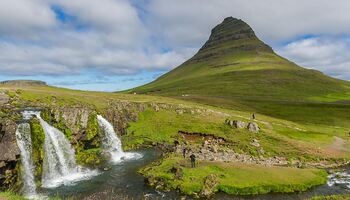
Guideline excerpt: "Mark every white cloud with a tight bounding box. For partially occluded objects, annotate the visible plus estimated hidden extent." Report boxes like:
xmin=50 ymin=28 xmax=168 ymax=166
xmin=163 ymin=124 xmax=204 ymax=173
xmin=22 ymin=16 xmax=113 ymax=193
xmin=50 ymin=0 xmax=147 ymax=47
xmin=277 ymin=37 xmax=350 ymax=80
xmin=146 ymin=0 xmax=350 ymax=47
xmin=0 ymin=0 xmax=56 ymax=37
xmin=0 ymin=0 xmax=350 ymax=84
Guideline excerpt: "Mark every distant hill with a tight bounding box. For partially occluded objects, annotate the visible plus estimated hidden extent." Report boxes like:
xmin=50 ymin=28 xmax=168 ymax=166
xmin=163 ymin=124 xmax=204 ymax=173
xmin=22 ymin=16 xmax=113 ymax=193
xmin=128 ymin=17 xmax=350 ymax=101
xmin=0 ymin=80 xmax=47 ymax=86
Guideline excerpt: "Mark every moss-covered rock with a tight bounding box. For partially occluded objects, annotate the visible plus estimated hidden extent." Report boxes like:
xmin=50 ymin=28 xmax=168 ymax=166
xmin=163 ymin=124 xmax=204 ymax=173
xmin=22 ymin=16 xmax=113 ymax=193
xmin=29 ymin=118 xmax=45 ymax=186
xmin=76 ymin=148 xmax=108 ymax=168
xmin=85 ymin=113 xmax=100 ymax=147
xmin=41 ymin=109 xmax=72 ymax=140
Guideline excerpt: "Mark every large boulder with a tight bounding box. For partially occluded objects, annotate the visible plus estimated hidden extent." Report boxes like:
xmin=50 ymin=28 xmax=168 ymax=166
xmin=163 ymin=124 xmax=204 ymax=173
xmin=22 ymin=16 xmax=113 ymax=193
xmin=247 ymin=122 xmax=260 ymax=133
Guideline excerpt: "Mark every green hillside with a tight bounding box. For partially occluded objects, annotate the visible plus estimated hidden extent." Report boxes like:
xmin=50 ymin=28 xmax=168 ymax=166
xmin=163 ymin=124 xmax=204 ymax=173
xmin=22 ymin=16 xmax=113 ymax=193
xmin=128 ymin=17 xmax=350 ymax=126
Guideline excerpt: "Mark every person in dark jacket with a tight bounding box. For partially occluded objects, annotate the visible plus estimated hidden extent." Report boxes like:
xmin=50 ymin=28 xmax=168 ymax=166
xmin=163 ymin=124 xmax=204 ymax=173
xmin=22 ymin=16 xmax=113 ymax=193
xmin=182 ymin=148 xmax=187 ymax=158
xmin=190 ymin=154 xmax=196 ymax=168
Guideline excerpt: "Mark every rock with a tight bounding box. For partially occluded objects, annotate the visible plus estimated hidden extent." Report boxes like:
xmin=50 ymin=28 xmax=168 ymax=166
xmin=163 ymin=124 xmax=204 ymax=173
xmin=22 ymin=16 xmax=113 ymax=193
xmin=233 ymin=120 xmax=245 ymax=129
xmin=0 ymin=93 xmax=9 ymax=105
xmin=170 ymin=167 xmax=183 ymax=180
xmin=225 ymin=119 xmax=245 ymax=129
xmin=0 ymin=120 xmax=20 ymax=162
xmin=200 ymin=174 xmax=219 ymax=197
xmin=0 ymin=119 xmax=20 ymax=190
xmin=176 ymin=109 xmax=184 ymax=115
xmin=251 ymin=139 xmax=260 ymax=147
xmin=247 ymin=122 xmax=260 ymax=133
xmin=104 ymin=101 xmax=147 ymax=135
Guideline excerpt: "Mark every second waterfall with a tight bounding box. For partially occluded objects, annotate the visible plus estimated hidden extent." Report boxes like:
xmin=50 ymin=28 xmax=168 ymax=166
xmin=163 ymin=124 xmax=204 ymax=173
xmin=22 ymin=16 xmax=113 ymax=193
xmin=97 ymin=115 xmax=142 ymax=163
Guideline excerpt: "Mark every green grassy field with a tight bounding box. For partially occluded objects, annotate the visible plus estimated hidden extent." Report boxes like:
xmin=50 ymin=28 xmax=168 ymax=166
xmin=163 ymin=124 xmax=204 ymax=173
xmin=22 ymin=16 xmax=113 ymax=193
xmin=2 ymin=84 xmax=349 ymax=160
xmin=140 ymin=154 xmax=328 ymax=196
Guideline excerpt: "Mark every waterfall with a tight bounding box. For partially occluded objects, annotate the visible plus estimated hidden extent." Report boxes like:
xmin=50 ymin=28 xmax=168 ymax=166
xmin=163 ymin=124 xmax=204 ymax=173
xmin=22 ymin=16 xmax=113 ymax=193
xmin=34 ymin=113 xmax=98 ymax=188
xmin=15 ymin=123 xmax=37 ymax=199
xmin=97 ymin=115 xmax=142 ymax=163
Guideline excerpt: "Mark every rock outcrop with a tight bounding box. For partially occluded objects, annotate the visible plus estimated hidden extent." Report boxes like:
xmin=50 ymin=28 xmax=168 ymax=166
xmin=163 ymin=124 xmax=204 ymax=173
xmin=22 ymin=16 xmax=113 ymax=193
xmin=190 ymin=16 xmax=273 ymax=63
xmin=0 ymin=119 xmax=20 ymax=190
xmin=103 ymin=101 xmax=147 ymax=135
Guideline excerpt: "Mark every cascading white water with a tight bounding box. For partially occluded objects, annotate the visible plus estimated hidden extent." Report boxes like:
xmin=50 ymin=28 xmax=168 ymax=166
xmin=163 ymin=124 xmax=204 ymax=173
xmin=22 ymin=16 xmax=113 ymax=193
xmin=97 ymin=115 xmax=142 ymax=163
xmin=34 ymin=113 xmax=98 ymax=188
xmin=15 ymin=123 xmax=37 ymax=199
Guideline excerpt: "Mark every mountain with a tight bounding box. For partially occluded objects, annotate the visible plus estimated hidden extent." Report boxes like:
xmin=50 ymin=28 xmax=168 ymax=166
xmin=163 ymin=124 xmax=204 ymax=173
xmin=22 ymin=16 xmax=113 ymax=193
xmin=129 ymin=17 xmax=350 ymax=102
xmin=0 ymin=80 xmax=47 ymax=86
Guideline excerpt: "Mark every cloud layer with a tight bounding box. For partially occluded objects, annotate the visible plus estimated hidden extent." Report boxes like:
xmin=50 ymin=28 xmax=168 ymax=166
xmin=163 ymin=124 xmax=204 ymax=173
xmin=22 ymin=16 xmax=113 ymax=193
xmin=0 ymin=0 xmax=350 ymax=89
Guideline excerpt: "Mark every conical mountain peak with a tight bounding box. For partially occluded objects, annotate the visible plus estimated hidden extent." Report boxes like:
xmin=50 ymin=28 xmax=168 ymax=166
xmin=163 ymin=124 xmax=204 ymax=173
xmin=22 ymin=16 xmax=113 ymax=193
xmin=193 ymin=17 xmax=273 ymax=62
xmin=201 ymin=17 xmax=256 ymax=49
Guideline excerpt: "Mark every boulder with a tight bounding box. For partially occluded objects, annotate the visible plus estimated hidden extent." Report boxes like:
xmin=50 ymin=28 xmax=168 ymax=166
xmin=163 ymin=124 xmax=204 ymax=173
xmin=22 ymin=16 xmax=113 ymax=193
xmin=225 ymin=119 xmax=245 ymax=129
xmin=247 ymin=122 xmax=260 ymax=133
xmin=232 ymin=120 xmax=245 ymax=129
xmin=200 ymin=174 xmax=219 ymax=197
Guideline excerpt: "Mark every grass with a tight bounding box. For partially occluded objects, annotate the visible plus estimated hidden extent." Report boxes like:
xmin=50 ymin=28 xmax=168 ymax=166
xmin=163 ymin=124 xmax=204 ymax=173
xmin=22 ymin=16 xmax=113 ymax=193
xmin=0 ymin=192 xmax=27 ymax=200
xmin=2 ymin=84 xmax=349 ymax=160
xmin=310 ymin=195 xmax=350 ymax=200
xmin=139 ymin=154 xmax=328 ymax=196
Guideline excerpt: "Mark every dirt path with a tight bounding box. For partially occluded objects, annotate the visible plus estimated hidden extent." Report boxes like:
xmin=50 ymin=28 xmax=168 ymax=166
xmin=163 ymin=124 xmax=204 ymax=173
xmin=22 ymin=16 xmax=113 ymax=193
xmin=328 ymin=136 xmax=349 ymax=152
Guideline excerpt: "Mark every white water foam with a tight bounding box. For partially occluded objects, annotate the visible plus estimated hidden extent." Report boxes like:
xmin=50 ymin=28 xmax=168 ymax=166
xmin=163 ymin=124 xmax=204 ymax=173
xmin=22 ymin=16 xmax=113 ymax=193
xmin=97 ymin=115 xmax=142 ymax=163
xmin=327 ymin=171 xmax=350 ymax=189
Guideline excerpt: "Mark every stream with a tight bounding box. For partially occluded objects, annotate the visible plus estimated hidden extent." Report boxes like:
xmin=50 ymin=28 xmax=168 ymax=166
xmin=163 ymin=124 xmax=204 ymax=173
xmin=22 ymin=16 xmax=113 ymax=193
xmin=38 ymin=148 xmax=350 ymax=200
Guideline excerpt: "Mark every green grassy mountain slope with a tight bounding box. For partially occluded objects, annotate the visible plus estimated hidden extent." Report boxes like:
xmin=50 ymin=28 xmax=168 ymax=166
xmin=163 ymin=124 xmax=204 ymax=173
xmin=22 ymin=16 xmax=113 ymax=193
xmin=128 ymin=17 xmax=350 ymax=126
xmin=129 ymin=17 xmax=350 ymax=100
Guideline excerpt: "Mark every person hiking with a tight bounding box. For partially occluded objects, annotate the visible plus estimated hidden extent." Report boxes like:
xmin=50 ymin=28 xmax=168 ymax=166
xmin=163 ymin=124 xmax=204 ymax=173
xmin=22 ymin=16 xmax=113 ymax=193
xmin=252 ymin=113 xmax=256 ymax=120
xmin=190 ymin=154 xmax=196 ymax=168
xmin=182 ymin=148 xmax=187 ymax=158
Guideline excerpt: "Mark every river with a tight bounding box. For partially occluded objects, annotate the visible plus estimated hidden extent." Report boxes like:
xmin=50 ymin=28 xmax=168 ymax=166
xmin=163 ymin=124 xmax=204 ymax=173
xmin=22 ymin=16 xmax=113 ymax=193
xmin=39 ymin=148 xmax=350 ymax=200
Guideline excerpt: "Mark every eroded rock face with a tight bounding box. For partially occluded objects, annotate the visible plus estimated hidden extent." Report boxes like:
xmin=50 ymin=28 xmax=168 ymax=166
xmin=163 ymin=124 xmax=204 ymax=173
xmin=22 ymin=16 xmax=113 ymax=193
xmin=48 ymin=106 xmax=92 ymax=134
xmin=104 ymin=101 xmax=147 ymax=135
xmin=0 ymin=120 xmax=19 ymax=162
xmin=0 ymin=119 xmax=20 ymax=190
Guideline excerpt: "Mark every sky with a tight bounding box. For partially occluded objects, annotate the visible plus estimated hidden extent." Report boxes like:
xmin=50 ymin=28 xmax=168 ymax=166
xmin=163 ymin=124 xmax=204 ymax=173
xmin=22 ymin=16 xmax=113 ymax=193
xmin=0 ymin=0 xmax=350 ymax=91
